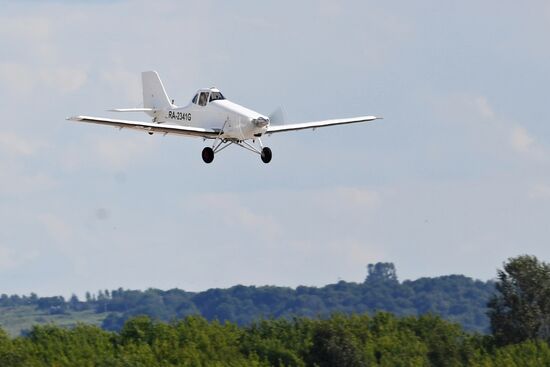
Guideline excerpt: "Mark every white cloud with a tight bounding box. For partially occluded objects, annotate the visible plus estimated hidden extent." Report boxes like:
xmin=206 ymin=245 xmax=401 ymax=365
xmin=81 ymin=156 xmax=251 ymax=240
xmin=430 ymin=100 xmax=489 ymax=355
xmin=184 ymin=186 xmax=381 ymax=248
xmin=529 ymin=183 xmax=550 ymax=200
xmin=510 ymin=125 xmax=546 ymax=160
xmin=0 ymin=246 xmax=39 ymax=271
xmin=60 ymin=132 xmax=161 ymax=171
xmin=95 ymin=135 xmax=157 ymax=169
xmin=343 ymin=239 xmax=387 ymax=268
xmin=436 ymin=93 xmax=496 ymax=123
xmin=510 ymin=126 xmax=534 ymax=153
xmin=0 ymin=132 xmax=37 ymax=156
xmin=0 ymin=171 xmax=57 ymax=195
xmin=1 ymin=1 xmax=550 ymax=295
xmin=0 ymin=63 xmax=36 ymax=95
xmin=40 ymin=214 xmax=73 ymax=243
xmin=0 ymin=132 xmax=56 ymax=195
xmin=162 ymin=186 xmax=385 ymax=287
xmin=325 ymin=187 xmax=381 ymax=209
xmin=0 ymin=16 xmax=52 ymax=43
xmin=0 ymin=247 xmax=20 ymax=271
xmin=474 ymin=96 xmax=495 ymax=119
xmin=191 ymin=193 xmax=282 ymax=239
xmin=0 ymin=15 xmax=54 ymax=62
xmin=318 ymin=0 xmax=343 ymax=17
xmin=40 ymin=67 xmax=88 ymax=94
xmin=0 ymin=13 xmax=87 ymax=95
xmin=433 ymin=93 xmax=548 ymax=163
xmin=99 ymin=69 xmax=142 ymax=106
xmin=0 ymin=63 xmax=88 ymax=95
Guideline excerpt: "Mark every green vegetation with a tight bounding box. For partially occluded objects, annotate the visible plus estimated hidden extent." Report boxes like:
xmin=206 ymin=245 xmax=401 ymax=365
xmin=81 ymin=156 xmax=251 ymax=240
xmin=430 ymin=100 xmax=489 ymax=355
xmin=0 ymin=263 xmax=495 ymax=336
xmin=488 ymin=255 xmax=550 ymax=345
xmin=0 ymin=255 xmax=550 ymax=365
xmin=0 ymin=305 xmax=108 ymax=337
xmin=1 ymin=313 xmax=550 ymax=366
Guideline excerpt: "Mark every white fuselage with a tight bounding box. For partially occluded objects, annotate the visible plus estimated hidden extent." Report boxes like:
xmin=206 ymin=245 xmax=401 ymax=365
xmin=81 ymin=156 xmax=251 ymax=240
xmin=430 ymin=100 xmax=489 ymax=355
xmin=156 ymin=98 xmax=269 ymax=141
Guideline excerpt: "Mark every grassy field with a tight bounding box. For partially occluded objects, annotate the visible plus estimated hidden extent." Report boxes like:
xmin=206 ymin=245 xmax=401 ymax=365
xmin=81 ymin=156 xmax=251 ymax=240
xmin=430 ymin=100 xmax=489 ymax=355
xmin=0 ymin=306 xmax=110 ymax=337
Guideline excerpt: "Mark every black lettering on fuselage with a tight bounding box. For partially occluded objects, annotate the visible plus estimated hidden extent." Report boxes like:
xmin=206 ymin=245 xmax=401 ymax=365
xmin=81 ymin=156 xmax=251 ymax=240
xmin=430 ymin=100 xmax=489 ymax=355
xmin=168 ymin=110 xmax=191 ymax=122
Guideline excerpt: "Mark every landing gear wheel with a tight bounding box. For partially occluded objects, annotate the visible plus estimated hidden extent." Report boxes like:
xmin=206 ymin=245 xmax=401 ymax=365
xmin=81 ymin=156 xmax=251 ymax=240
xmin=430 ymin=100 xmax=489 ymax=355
xmin=202 ymin=147 xmax=214 ymax=163
xmin=261 ymin=147 xmax=272 ymax=163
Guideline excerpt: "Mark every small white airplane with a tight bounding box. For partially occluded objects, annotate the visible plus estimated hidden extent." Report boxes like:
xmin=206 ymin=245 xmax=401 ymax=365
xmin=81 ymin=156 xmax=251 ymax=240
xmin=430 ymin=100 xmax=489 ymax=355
xmin=68 ymin=71 xmax=381 ymax=164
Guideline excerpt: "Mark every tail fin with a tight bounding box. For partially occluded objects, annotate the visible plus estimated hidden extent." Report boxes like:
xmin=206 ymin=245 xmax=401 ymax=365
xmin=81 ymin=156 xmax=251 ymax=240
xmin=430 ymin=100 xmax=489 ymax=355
xmin=142 ymin=71 xmax=172 ymax=110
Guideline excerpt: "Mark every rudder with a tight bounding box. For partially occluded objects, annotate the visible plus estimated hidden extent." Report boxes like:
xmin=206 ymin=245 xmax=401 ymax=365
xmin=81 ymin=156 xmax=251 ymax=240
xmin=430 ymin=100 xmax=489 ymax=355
xmin=142 ymin=71 xmax=172 ymax=110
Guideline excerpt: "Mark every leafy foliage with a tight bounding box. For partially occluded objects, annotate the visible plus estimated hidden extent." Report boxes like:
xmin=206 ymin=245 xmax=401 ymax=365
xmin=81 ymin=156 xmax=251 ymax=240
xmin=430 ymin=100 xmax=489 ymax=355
xmin=3 ymin=257 xmax=550 ymax=364
xmin=488 ymin=255 xmax=550 ymax=345
xmin=0 ymin=313 xmax=549 ymax=366
xmin=0 ymin=264 xmax=495 ymax=336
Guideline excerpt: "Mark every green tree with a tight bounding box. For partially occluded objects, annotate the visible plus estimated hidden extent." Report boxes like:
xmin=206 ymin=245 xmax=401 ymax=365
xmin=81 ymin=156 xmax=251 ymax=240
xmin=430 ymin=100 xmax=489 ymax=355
xmin=307 ymin=316 xmax=366 ymax=367
xmin=401 ymin=314 xmax=470 ymax=367
xmin=488 ymin=255 xmax=550 ymax=345
xmin=242 ymin=318 xmax=311 ymax=367
xmin=368 ymin=313 xmax=428 ymax=366
xmin=366 ymin=263 xmax=398 ymax=284
xmin=119 ymin=315 xmax=156 ymax=345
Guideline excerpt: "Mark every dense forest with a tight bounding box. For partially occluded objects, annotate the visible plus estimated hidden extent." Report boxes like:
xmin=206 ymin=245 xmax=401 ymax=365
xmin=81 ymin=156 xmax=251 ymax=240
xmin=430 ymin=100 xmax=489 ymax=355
xmin=1 ymin=313 xmax=549 ymax=366
xmin=1 ymin=255 xmax=550 ymax=366
xmin=0 ymin=263 xmax=495 ymax=334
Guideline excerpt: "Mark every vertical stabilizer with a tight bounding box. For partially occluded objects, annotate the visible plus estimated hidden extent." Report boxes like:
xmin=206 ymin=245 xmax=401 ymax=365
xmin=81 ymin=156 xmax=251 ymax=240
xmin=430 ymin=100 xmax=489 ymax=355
xmin=142 ymin=71 xmax=172 ymax=110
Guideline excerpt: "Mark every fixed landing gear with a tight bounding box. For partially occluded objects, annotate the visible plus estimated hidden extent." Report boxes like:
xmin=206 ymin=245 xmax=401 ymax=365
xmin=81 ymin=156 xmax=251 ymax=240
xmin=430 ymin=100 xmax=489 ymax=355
xmin=201 ymin=147 xmax=214 ymax=163
xmin=261 ymin=147 xmax=272 ymax=163
xmin=201 ymin=138 xmax=272 ymax=164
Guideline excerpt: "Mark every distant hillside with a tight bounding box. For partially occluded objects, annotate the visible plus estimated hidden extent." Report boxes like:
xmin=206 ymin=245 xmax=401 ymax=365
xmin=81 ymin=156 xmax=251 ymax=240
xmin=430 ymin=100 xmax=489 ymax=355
xmin=0 ymin=263 xmax=495 ymax=336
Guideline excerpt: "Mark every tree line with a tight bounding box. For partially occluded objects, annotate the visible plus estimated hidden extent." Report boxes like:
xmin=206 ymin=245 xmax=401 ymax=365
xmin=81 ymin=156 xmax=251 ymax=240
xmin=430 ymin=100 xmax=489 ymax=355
xmin=0 ymin=254 xmax=549 ymax=365
xmin=0 ymin=263 xmax=495 ymax=333
xmin=0 ymin=312 xmax=549 ymax=366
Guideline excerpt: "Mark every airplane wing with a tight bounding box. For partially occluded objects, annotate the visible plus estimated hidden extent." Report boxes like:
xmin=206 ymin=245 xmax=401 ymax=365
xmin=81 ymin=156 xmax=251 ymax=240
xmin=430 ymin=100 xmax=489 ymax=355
xmin=67 ymin=115 xmax=221 ymax=138
xmin=266 ymin=115 xmax=381 ymax=134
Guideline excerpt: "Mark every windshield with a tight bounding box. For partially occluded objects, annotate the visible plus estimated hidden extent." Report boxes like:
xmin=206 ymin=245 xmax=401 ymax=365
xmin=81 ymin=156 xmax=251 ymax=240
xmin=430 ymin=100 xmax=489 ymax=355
xmin=209 ymin=92 xmax=225 ymax=102
xmin=198 ymin=92 xmax=209 ymax=106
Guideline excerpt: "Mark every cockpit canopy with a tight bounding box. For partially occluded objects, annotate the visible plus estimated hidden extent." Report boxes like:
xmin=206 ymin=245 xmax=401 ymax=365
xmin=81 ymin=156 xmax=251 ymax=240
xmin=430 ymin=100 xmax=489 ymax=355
xmin=192 ymin=88 xmax=225 ymax=107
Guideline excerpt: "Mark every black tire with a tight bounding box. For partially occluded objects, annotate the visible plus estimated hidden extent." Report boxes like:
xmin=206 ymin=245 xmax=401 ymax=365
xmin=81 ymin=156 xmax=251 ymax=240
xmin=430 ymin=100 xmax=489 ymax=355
xmin=202 ymin=147 xmax=214 ymax=163
xmin=261 ymin=147 xmax=272 ymax=163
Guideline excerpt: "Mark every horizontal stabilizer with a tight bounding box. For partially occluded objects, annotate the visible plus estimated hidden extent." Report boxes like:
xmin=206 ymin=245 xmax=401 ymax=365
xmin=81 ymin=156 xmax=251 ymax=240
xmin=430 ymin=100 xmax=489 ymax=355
xmin=108 ymin=108 xmax=154 ymax=112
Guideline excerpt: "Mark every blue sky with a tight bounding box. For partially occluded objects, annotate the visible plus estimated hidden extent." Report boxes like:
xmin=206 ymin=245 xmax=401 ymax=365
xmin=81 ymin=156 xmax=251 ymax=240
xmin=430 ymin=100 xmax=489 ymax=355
xmin=1 ymin=1 xmax=549 ymax=296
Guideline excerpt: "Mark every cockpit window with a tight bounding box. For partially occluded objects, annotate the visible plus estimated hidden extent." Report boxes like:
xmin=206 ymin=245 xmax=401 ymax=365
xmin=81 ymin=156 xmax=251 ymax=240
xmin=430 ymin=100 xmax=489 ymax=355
xmin=192 ymin=93 xmax=198 ymax=104
xmin=198 ymin=92 xmax=209 ymax=106
xmin=209 ymin=92 xmax=225 ymax=102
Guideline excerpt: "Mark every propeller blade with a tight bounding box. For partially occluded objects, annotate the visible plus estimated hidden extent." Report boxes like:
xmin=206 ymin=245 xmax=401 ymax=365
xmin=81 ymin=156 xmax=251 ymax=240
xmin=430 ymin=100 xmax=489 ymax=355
xmin=269 ymin=106 xmax=286 ymax=125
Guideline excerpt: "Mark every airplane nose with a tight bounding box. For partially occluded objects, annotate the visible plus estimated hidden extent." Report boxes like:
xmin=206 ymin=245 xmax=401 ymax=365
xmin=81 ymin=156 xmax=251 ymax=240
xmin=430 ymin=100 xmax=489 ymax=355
xmin=252 ymin=117 xmax=269 ymax=127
